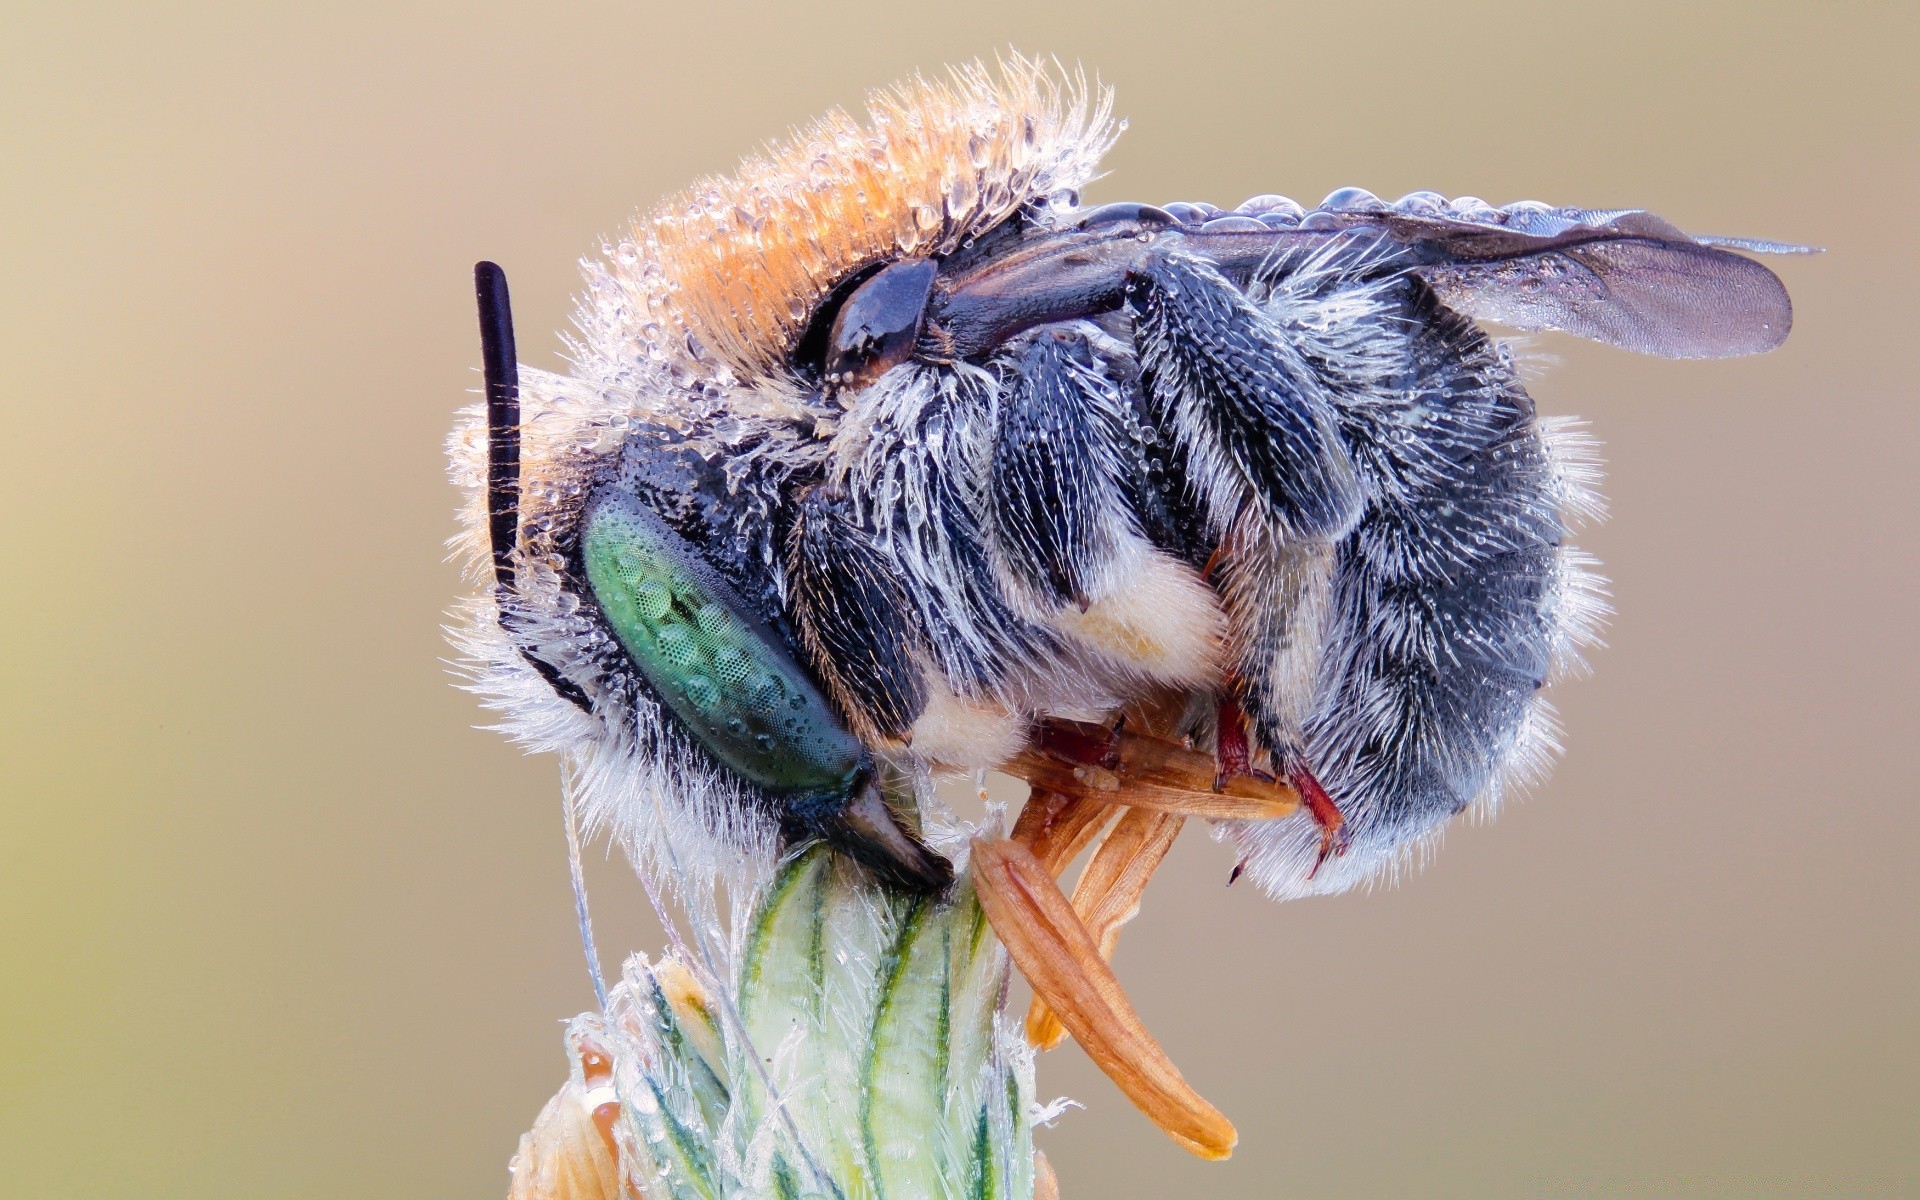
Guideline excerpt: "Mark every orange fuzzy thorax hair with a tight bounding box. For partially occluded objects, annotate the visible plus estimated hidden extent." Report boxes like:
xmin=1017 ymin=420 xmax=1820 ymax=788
xmin=622 ymin=57 xmax=1118 ymax=386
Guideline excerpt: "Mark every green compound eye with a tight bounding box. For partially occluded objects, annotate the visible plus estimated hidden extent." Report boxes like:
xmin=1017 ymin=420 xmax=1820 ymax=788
xmin=632 ymin=578 xmax=673 ymax=622
xmin=581 ymin=490 xmax=867 ymax=798
xmin=712 ymin=645 xmax=754 ymax=688
xmin=653 ymin=622 xmax=705 ymax=670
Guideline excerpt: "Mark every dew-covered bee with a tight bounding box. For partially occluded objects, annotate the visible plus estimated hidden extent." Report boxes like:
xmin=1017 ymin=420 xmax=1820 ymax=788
xmin=449 ymin=59 xmax=1802 ymax=908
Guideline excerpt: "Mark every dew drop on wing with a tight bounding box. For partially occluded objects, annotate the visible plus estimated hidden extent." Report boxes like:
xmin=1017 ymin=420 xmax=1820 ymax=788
xmin=1394 ymin=190 xmax=1448 ymax=216
xmin=1449 ymin=195 xmax=1500 ymax=223
xmin=1077 ymin=201 xmax=1179 ymax=230
xmin=1498 ymin=200 xmax=1570 ymax=235
xmin=1321 ymin=186 xmax=1386 ymax=212
xmin=1200 ymin=215 xmax=1269 ymax=233
xmin=1236 ymin=193 xmax=1301 ymax=217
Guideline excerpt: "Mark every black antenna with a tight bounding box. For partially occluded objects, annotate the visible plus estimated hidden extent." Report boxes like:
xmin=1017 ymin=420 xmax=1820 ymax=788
xmin=475 ymin=261 xmax=520 ymax=588
xmin=475 ymin=261 xmax=596 ymax=714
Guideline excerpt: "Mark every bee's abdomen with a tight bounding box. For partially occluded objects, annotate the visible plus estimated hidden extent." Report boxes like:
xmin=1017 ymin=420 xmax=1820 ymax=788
xmin=1234 ymin=277 xmax=1594 ymax=897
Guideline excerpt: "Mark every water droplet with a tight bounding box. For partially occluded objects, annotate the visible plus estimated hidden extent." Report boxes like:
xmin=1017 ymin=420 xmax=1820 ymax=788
xmin=1321 ymin=186 xmax=1385 ymax=212
xmin=634 ymin=579 xmax=672 ymax=621
xmin=1200 ymin=214 xmax=1268 ymax=234
xmin=656 ymin=623 xmax=704 ymax=669
xmin=1236 ymin=194 xmax=1298 ymax=216
xmin=749 ymin=677 xmax=784 ymax=713
xmin=945 ymin=174 xmax=979 ymax=216
xmin=1450 ymin=196 xmax=1500 ymax=223
xmin=713 ymin=646 xmax=752 ymax=686
xmin=682 ymin=673 xmax=720 ymax=711
xmin=1393 ymin=190 xmax=1447 ymax=216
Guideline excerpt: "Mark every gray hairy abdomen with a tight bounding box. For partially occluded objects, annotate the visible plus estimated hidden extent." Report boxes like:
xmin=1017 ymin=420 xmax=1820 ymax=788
xmin=1264 ymin=282 xmax=1574 ymax=894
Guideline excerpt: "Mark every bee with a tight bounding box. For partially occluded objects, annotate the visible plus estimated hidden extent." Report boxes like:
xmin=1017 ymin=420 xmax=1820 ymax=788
xmin=449 ymin=58 xmax=1803 ymax=908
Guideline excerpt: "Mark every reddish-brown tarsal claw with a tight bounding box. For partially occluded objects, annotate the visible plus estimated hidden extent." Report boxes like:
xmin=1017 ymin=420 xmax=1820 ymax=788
xmin=1212 ymin=693 xmax=1253 ymax=787
xmin=1287 ymin=762 xmax=1351 ymax=877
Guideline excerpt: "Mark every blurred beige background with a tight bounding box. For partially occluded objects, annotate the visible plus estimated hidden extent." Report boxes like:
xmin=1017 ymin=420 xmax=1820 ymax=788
xmin=3 ymin=2 xmax=1916 ymax=1196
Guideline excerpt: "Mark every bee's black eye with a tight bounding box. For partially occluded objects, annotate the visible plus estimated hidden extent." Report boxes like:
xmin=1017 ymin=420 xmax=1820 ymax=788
xmin=824 ymin=257 xmax=937 ymax=388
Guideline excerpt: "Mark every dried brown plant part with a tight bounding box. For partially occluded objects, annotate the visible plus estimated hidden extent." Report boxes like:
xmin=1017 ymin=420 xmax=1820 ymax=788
xmin=507 ymin=1031 xmax=630 ymax=1200
xmin=1033 ymin=1149 xmax=1061 ymax=1200
xmin=970 ymin=835 xmax=1238 ymax=1160
xmin=1027 ymin=808 xmax=1186 ymax=1051
xmin=1009 ymin=787 xmax=1116 ymax=875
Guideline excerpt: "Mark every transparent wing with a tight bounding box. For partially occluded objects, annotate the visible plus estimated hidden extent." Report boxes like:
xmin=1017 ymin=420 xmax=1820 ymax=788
xmin=1196 ymin=194 xmax=1815 ymax=359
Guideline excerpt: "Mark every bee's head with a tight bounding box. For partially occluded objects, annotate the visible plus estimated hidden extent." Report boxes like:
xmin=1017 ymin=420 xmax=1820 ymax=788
xmin=448 ymin=57 xmax=1122 ymax=894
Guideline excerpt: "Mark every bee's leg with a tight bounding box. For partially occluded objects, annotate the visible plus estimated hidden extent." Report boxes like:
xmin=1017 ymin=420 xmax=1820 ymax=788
xmin=1205 ymin=546 xmax=1340 ymax=864
xmin=1128 ymin=252 xmax=1372 ymax=812
xmin=1125 ymin=250 xmax=1365 ymax=543
xmin=988 ymin=329 xmax=1125 ymax=611
xmin=1208 ymin=523 xmax=1338 ymax=822
xmin=785 ymin=486 xmax=930 ymax=743
xmin=1228 ymin=279 xmax=1594 ymax=898
xmin=1211 ymin=691 xmax=1253 ymax=786
xmin=834 ymin=363 xmax=1058 ymax=699
xmin=1284 ymin=760 xmax=1350 ymax=876
xmin=1214 ymin=692 xmax=1347 ymax=873
xmin=984 ymin=325 xmax=1226 ymax=691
